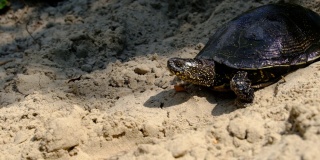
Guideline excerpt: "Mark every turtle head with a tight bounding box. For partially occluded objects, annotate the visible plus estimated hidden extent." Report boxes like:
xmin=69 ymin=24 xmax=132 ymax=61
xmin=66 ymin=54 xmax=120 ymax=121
xmin=167 ymin=58 xmax=216 ymax=87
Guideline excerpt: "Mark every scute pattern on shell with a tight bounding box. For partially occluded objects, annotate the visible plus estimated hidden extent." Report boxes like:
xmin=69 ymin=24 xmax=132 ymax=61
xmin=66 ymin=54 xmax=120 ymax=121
xmin=196 ymin=3 xmax=320 ymax=69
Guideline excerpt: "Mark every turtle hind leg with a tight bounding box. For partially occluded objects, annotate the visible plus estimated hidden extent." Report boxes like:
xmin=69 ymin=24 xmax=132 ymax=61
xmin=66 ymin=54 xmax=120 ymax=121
xmin=230 ymin=71 xmax=254 ymax=106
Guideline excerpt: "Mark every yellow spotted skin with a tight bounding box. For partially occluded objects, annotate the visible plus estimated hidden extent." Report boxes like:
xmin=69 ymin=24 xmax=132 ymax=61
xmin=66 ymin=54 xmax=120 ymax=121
xmin=168 ymin=58 xmax=216 ymax=87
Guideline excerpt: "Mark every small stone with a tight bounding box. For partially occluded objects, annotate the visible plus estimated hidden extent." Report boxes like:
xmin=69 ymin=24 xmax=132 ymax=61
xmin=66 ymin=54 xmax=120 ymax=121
xmin=14 ymin=131 xmax=29 ymax=144
xmin=152 ymin=67 xmax=164 ymax=78
xmin=41 ymin=117 xmax=85 ymax=152
xmin=81 ymin=64 xmax=92 ymax=72
xmin=228 ymin=119 xmax=246 ymax=139
xmin=146 ymin=74 xmax=156 ymax=85
xmin=95 ymin=60 xmax=105 ymax=69
xmin=128 ymin=79 xmax=138 ymax=89
xmin=134 ymin=64 xmax=150 ymax=75
xmin=228 ymin=115 xmax=265 ymax=143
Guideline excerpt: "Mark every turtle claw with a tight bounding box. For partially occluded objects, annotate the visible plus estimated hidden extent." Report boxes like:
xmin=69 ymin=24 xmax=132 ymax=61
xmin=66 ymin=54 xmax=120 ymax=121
xmin=230 ymin=71 xmax=254 ymax=106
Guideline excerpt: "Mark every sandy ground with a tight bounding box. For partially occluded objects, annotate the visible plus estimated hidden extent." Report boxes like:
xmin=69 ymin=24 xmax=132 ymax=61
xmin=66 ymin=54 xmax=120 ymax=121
xmin=0 ymin=0 xmax=320 ymax=159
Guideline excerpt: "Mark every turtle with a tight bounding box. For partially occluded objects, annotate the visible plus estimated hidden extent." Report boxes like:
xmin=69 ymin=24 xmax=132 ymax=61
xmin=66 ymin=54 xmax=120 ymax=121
xmin=167 ymin=3 xmax=320 ymax=105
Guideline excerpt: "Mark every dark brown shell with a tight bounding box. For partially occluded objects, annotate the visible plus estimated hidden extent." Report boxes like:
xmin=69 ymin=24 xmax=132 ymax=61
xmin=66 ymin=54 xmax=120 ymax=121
xmin=196 ymin=3 xmax=320 ymax=69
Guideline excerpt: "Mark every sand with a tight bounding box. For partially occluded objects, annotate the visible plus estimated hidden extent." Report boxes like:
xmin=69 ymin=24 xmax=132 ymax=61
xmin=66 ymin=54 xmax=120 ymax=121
xmin=0 ymin=0 xmax=320 ymax=159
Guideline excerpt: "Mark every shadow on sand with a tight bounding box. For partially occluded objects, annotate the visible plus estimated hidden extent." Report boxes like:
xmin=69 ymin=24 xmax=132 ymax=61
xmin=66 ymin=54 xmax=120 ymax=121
xmin=143 ymin=86 xmax=240 ymax=116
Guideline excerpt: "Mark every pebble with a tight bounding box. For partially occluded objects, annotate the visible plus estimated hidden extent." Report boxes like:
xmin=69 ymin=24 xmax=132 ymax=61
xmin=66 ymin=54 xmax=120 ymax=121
xmin=134 ymin=64 xmax=150 ymax=75
xmin=14 ymin=131 xmax=29 ymax=144
xmin=81 ymin=64 xmax=93 ymax=72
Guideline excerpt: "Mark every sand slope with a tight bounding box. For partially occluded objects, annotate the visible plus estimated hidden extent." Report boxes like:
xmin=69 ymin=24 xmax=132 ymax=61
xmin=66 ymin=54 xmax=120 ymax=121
xmin=0 ymin=0 xmax=320 ymax=159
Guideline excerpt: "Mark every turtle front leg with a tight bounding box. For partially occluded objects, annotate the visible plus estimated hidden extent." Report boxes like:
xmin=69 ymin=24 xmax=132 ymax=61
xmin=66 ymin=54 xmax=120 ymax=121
xmin=230 ymin=71 xmax=254 ymax=106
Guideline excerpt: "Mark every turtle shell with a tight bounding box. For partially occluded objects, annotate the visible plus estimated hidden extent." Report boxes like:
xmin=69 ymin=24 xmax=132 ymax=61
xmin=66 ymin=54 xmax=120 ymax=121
xmin=196 ymin=3 xmax=320 ymax=69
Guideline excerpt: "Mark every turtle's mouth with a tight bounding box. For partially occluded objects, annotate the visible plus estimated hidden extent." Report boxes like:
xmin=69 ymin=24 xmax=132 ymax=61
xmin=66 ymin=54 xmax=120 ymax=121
xmin=167 ymin=58 xmax=216 ymax=87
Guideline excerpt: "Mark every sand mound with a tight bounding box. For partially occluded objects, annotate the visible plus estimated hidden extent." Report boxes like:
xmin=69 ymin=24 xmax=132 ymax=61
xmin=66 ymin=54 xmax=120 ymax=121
xmin=0 ymin=0 xmax=320 ymax=159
